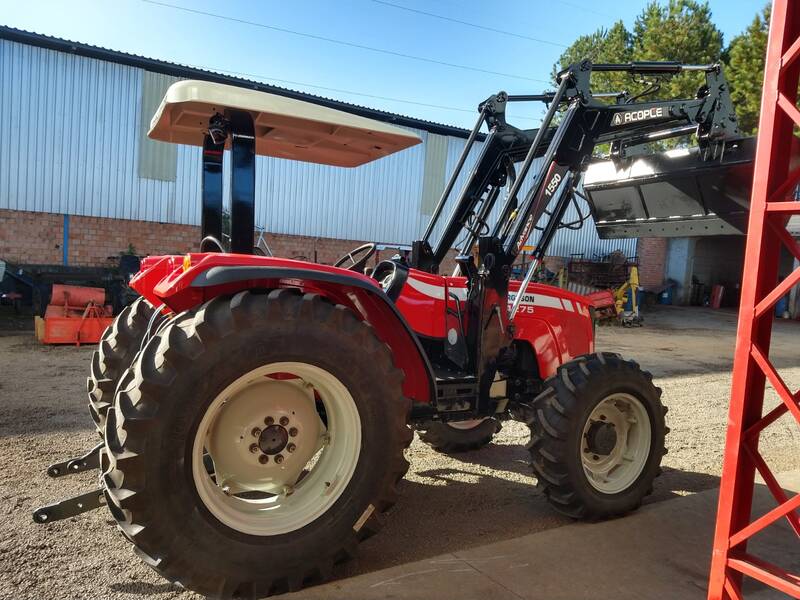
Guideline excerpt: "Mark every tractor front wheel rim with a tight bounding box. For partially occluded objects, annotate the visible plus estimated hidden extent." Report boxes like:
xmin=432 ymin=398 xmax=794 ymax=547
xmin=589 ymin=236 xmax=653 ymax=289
xmin=580 ymin=393 xmax=651 ymax=495
xmin=192 ymin=362 xmax=361 ymax=536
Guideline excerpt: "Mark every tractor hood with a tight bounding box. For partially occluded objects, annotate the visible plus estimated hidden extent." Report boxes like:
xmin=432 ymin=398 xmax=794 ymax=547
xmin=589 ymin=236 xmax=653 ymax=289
xmin=148 ymin=80 xmax=422 ymax=167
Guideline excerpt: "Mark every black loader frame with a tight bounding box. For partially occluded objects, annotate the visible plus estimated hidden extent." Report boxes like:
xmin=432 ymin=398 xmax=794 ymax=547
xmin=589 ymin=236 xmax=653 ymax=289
xmin=409 ymin=60 xmax=748 ymax=417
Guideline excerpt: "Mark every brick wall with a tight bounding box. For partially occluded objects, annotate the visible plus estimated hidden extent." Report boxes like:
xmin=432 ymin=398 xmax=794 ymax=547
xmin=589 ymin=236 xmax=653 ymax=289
xmin=0 ymin=209 xmax=402 ymax=269
xmin=68 ymin=215 xmax=199 ymax=266
xmin=1 ymin=208 xmax=529 ymax=275
xmin=636 ymin=237 xmax=668 ymax=289
xmin=0 ymin=209 xmax=199 ymax=267
xmin=262 ymin=232 xmax=373 ymax=265
xmin=0 ymin=210 xmax=64 ymax=264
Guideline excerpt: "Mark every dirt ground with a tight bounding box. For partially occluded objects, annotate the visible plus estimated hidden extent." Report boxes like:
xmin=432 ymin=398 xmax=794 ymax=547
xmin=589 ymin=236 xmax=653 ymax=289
xmin=0 ymin=305 xmax=798 ymax=600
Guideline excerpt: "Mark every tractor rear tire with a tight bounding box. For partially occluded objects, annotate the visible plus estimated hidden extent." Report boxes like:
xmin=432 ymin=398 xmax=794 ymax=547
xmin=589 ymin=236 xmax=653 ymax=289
xmin=418 ymin=418 xmax=501 ymax=453
xmin=102 ymin=290 xmax=412 ymax=599
xmin=526 ymin=352 xmax=667 ymax=520
xmin=87 ymin=296 xmax=163 ymax=433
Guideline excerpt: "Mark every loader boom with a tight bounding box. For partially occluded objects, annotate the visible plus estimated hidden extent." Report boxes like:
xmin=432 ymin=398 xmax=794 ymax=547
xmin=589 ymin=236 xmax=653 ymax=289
xmin=408 ymin=60 xmax=749 ymax=377
xmin=412 ymin=60 xmax=743 ymax=277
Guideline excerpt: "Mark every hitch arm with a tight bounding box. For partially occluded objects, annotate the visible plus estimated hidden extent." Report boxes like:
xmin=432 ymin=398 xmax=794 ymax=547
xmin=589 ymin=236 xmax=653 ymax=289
xmin=32 ymin=488 xmax=105 ymax=523
xmin=46 ymin=442 xmax=103 ymax=477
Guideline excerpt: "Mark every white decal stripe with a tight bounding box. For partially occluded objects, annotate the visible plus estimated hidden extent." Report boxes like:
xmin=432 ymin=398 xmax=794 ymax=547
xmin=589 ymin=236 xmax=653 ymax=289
xmin=406 ymin=277 xmax=446 ymax=300
xmin=508 ymin=291 xmax=586 ymax=313
xmin=449 ymin=287 xmax=468 ymax=301
xmin=410 ymin=284 xmax=588 ymax=315
xmin=532 ymin=294 xmax=563 ymax=309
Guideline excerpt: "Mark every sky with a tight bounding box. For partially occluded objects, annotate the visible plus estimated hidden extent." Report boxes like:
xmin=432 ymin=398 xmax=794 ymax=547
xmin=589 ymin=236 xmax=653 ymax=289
xmin=1 ymin=0 xmax=766 ymax=129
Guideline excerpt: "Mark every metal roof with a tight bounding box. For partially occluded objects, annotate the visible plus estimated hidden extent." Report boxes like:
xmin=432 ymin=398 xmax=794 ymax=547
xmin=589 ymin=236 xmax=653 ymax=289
xmin=0 ymin=25 xmax=476 ymax=139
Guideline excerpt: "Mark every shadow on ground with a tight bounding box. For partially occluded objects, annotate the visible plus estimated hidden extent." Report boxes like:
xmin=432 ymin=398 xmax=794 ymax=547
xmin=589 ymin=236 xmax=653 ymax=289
xmin=336 ymin=440 xmax=722 ymax=579
xmin=108 ymin=582 xmax=183 ymax=596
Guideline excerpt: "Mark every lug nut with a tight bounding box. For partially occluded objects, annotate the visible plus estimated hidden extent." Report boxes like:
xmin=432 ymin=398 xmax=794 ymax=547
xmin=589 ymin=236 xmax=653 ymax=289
xmin=249 ymin=443 xmax=259 ymax=454
xmin=288 ymin=427 xmax=298 ymax=437
xmin=275 ymin=454 xmax=284 ymax=464
xmin=287 ymin=443 xmax=296 ymax=453
xmin=265 ymin=416 xmax=274 ymax=425
xmin=259 ymin=454 xmax=269 ymax=464
xmin=251 ymin=427 xmax=261 ymax=438
xmin=279 ymin=416 xmax=289 ymax=426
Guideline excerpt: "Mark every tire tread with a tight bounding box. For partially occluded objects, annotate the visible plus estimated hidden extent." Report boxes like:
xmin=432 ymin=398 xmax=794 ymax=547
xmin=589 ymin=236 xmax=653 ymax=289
xmin=102 ymin=291 xmax=411 ymax=599
xmin=526 ymin=352 xmax=667 ymax=520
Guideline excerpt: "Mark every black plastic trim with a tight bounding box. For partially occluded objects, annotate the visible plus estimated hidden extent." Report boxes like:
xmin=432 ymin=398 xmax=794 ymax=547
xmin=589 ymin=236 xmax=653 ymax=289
xmin=372 ymin=260 xmax=409 ymax=302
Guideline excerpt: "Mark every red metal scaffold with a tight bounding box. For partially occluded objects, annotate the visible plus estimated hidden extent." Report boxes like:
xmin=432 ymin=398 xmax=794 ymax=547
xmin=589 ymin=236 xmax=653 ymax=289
xmin=708 ymin=0 xmax=800 ymax=598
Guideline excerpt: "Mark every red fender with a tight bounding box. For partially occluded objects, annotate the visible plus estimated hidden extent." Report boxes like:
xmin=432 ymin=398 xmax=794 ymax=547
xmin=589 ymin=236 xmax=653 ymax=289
xmin=130 ymin=253 xmax=435 ymax=404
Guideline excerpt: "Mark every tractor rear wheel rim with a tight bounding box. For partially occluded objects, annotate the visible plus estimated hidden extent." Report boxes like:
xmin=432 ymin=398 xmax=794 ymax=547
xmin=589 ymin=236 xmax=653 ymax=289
xmin=580 ymin=393 xmax=651 ymax=495
xmin=192 ymin=362 xmax=361 ymax=536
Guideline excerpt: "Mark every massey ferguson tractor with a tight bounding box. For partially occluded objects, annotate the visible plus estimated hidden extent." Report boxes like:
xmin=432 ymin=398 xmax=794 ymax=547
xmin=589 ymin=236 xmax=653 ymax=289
xmin=34 ymin=60 xmax=755 ymax=598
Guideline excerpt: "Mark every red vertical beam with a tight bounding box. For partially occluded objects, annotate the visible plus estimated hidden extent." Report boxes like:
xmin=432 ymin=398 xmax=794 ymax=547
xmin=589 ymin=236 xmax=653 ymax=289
xmin=708 ymin=1 xmax=800 ymax=599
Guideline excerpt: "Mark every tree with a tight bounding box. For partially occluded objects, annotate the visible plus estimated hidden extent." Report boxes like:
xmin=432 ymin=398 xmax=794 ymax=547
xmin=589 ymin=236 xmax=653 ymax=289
xmin=632 ymin=0 xmax=723 ymax=99
xmin=554 ymin=1 xmax=723 ymax=101
xmin=553 ymin=21 xmax=631 ymax=94
xmin=725 ymin=5 xmax=770 ymax=134
xmin=555 ymin=1 xmax=771 ymax=135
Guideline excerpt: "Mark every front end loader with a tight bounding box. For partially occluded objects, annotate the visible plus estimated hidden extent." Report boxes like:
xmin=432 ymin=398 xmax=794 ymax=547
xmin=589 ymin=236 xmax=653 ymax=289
xmin=35 ymin=61 xmax=755 ymax=598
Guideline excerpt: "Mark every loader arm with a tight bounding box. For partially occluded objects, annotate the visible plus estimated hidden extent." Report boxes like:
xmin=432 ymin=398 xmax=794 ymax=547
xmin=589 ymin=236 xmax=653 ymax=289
xmin=413 ymin=61 xmax=742 ymax=276
xmin=408 ymin=60 xmax=748 ymax=400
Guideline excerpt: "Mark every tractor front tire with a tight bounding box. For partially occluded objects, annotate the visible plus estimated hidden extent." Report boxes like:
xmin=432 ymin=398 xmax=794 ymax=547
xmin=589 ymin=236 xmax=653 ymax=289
xmin=102 ymin=290 xmax=412 ymax=598
xmin=526 ymin=352 xmax=667 ymax=519
xmin=418 ymin=418 xmax=501 ymax=453
xmin=87 ymin=296 xmax=163 ymax=433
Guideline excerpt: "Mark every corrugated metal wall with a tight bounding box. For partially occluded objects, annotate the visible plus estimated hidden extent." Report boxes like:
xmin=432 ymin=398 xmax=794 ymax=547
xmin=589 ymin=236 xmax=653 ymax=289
xmin=0 ymin=39 xmax=203 ymax=223
xmin=0 ymin=38 xmax=635 ymax=258
xmin=250 ymin=132 xmax=427 ymax=244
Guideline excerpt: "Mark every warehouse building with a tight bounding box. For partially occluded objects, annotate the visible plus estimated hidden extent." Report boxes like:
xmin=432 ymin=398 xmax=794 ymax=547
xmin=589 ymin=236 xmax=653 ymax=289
xmin=5 ymin=25 xmax=793 ymax=309
xmin=0 ymin=27 xmax=638 ymax=277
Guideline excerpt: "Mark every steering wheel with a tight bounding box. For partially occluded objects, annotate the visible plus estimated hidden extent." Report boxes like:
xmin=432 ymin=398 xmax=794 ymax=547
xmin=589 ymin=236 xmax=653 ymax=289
xmin=372 ymin=260 xmax=408 ymax=301
xmin=334 ymin=243 xmax=377 ymax=272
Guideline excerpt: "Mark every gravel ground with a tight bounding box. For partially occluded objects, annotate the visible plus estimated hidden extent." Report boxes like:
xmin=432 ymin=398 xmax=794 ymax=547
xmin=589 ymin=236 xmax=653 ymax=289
xmin=1 ymin=305 xmax=798 ymax=600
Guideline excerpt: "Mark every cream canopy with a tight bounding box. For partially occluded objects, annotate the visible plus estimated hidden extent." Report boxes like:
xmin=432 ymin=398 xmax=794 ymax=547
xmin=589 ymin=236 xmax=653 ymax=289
xmin=149 ymin=80 xmax=422 ymax=167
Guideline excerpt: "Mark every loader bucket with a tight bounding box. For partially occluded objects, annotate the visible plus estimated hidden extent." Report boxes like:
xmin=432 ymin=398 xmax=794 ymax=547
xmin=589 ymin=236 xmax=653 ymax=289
xmin=582 ymin=137 xmax=756 ymax=238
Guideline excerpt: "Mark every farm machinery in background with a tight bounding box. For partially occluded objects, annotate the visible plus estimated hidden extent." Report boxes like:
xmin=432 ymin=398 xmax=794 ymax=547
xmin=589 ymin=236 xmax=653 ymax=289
xmin=34 ymin=60 xmax=755 ymax=598
xmin=33 ymin=284 xmax=114 ymax=345
xmin=0 ymin=254 xmax=142 ymax=343
xmin=568 ymin=252 xmax=643 ymax=326
xmin=514 ymin=250 xmax=644 ymax=326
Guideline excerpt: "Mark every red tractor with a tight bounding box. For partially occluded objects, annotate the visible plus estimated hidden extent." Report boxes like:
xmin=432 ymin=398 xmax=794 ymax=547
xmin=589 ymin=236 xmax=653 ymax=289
xmin=36 ymin=61 xmax=755 ymax=598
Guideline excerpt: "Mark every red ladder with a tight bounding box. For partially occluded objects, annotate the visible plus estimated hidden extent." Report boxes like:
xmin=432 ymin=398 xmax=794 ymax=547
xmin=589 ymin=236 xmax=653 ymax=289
xmin=707 ymin=1 xmax=800 ymax=598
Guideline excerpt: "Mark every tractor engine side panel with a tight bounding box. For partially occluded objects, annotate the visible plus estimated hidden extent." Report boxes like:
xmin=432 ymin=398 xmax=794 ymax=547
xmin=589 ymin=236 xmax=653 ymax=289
xmin=393 ymin=269 xmax=449 ymax=338
xmin=392 ymin=272 xmax=595 ymax=381
xmin=510 ymin=284 xmax=595 ymax=379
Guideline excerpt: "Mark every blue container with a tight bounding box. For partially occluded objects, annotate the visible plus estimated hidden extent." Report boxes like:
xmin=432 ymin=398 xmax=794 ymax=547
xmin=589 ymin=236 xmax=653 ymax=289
xmin=625 ymin=289 xmax=644 ymax=310
xmin=775 ymin=295 xmax=789 ymax=317
xmin=658 ymin=287 xmax=673 ymax=305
